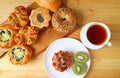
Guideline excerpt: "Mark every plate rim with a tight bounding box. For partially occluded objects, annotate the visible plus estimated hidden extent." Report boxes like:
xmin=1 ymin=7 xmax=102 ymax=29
xmin=44 ymin=38 xmax=91 ymax=78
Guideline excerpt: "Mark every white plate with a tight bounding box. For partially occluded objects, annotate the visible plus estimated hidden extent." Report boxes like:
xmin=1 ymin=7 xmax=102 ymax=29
xmin=44 ymin=38 xmax=91 ymax=78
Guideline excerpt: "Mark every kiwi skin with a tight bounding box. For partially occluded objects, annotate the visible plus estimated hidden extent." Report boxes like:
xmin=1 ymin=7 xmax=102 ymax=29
xmin=72 ymin=62 xmax=85 ymax=75
xmin=74 ymin=52 xmax=88 ymax=63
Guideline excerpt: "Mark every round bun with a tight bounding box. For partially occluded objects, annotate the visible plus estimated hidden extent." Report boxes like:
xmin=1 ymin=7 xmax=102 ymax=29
xmin=36 ymin=0 xmax=61 ymax=12
xmin=8 ymin=44 xmax=33 ymax=65
xmin=0 ymin=25 xmax=17 ymax=48
xmin=14 ymin=33 xmax=26 ymax=45
xmin=52 ymin=7 xmax=77 ymax=33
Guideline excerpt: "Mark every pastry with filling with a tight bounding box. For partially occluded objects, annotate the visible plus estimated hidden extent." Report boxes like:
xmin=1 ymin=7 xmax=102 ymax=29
xmin=8 ymin=44 xmax=32 ymax=65
xmin=8 ymin=6 xmax=29 ymax=29
xmin=14 ymin=34 xmax=26 ymax=45
xmin=29 ymin=7 xmax=51 ymax=29
xmin=18 ymin=26 xmax=39 ymax=45
xmin=0 ymin=25 xmax=17 ymax=48
xmin=52 ymin=50 xmax=72 ymax=72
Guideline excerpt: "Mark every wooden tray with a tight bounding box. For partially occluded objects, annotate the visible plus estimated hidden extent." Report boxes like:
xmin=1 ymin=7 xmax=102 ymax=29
xmin=0 ymin=2 xmax=81 ymax=57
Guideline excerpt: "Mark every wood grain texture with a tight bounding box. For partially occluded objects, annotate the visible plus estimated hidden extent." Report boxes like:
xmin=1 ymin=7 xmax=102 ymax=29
xmin=0 ymin=2 xmax=80 ymax=57
xmin=0 ymin=0 xmax=120 ymax=78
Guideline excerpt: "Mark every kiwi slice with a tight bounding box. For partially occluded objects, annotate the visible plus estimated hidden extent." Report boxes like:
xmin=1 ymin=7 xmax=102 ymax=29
xmin=72 ymin=62 xmax=85 ymax=75
xmin=74 ymin=52 xmax=88 ymax=63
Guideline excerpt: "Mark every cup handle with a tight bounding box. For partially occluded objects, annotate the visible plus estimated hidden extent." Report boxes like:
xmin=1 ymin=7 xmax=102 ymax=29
xmin=106 ymin=42 xmax=112 ymax=46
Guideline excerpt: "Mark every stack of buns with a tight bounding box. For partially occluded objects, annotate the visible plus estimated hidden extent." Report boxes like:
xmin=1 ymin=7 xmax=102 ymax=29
xmin=0 ymin=0 xmax=77 ymax=65
xmin=0 ymin=6 xmax=38 ymax=65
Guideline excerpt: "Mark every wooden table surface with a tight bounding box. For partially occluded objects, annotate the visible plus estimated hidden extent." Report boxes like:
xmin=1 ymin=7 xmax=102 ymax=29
xmin=0 ymin=0 xmax=120 ymax=78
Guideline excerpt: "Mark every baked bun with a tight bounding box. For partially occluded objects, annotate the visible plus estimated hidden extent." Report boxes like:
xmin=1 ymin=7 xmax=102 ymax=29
xmin=52 ymin=50 xmax=72 ymax=72
xmin=29 ymin=7 xmax=51 ymax=29
xmin=14 ymin=34 xmax=26 ymax=45
xmin=0 ymin=25 xmax=17 ymax=48
xmin=8 ymin=44 xmax=33 ymax=65
xmin=8 ymin=6 xmax=28 ymax=29
xmin=18 ymin=26 xmax=39 ymax=45
xmin=52 ymin=7 xmax=77 ymax=33
xmin=36 ymin=0 xmax=61 ymax=12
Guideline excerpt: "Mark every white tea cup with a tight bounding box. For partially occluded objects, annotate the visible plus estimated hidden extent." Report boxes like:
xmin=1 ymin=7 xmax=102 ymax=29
xmin=80 ymin=22 xmax=112 ymax=50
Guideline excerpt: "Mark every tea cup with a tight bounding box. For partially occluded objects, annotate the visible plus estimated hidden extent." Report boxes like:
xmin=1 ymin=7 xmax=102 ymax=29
xmin=80 ymin=22 xmax=112 ymax=50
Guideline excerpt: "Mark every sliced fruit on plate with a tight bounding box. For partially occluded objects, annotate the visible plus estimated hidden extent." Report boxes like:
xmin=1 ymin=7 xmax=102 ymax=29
xmin=74 ymin=52 xmax=88 ymax=63
xmin=72 ymin=62 xmax=85 ymax=75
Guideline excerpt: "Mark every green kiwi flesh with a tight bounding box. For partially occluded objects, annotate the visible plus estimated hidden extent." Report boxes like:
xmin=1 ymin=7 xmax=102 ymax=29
xmin=72 ymin=62 xmax=85 ymax=75
xmin=74 ymin=52 xmax=88 ymax=63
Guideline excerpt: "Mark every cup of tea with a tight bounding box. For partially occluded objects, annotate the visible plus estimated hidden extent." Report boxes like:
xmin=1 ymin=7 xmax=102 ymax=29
xmin=80 ymin=22 xmax=112 ymax=50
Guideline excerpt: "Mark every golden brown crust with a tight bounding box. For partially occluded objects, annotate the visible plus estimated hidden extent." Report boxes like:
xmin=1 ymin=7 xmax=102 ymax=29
xmin=29 ymin=7 xmax=51 ymax=29
xmin=0 ymin=25 xmax=17 ymax=48
xmin=19 ymin=26 xmax=39 ymax=45
xmin=8 ymin=44 xmax=33 ymax=65
xmin=14 ymin=34 xmax=26 ymax=45
xmin=52 ymin=50 xmax=72 ymax=72
xmin=36 ymin=0 xmax=61 ymax=12
xmin=8 ymin=6 xmax=28 ymax=30
xmin=52 ymin=7 xmax=77 ymax=33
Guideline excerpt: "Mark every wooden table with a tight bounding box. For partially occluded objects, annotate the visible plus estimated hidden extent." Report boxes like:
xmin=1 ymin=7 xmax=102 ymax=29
xmin=0 ymin=0 xmax=120 ymax=78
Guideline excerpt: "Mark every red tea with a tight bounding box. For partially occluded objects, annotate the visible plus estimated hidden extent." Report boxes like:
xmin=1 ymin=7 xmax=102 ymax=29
xmin=87 ymin=25 xmax=107 ymax=45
